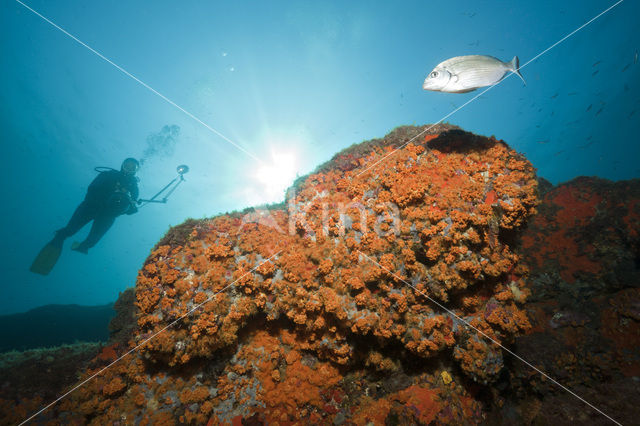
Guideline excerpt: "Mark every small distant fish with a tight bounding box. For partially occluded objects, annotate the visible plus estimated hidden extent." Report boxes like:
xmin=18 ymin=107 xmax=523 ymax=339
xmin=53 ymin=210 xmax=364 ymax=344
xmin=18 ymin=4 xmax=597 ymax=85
xmin=537 ymin=139 xmax=549 ymax=144
xmin=629 ymin=110 xmax=636 ymax=119
xmin=551 ymin=92 xmax=559 ymax=99
xmin=635 ymin=51 xmax=638 ymax=64
xmin=592 ymin=70 xmax=599 ymax=76
xmin=554 ymin=150 xmax=565 ymax=157
xmin=595 ymin=107 xmax=603 ymax=116
xmin=423 ymin=55 xmax=526 ymax=93
xmin=622 ymin=63 xmax=631 ymax=72
xmin=592 ymin=60 xmax=601 ymax=67
xmin=586 ymin=104 xmax=592 ymax=112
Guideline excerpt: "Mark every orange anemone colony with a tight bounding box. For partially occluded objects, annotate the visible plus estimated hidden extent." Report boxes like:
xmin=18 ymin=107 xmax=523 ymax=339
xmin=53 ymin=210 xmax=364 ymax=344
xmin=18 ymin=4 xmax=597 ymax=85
xmin=56 ymin=126 xmax=538 ymax=424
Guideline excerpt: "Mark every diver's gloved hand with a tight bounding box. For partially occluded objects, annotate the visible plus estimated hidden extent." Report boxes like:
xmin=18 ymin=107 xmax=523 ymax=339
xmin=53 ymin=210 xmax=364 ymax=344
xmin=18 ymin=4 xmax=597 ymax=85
xmin=126 ymin=202 xmax=139 ymax=215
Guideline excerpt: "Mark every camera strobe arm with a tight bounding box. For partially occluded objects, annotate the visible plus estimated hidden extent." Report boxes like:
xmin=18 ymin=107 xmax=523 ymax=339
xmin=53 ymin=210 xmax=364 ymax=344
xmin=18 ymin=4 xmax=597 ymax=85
xmin=138 ymin=165 xmax=189 ymax=206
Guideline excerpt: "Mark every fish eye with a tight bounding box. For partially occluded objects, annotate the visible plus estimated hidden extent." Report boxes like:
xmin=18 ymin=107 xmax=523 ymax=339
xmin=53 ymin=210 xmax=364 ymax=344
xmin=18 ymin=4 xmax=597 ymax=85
xmin=430 ymin=71 xmax=438 ymax=78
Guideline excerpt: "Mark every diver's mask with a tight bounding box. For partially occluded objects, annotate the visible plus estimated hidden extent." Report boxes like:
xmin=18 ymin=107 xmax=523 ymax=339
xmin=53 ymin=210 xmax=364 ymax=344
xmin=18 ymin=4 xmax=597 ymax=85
xmin=121 ymin=158 xmax=140 ymax=175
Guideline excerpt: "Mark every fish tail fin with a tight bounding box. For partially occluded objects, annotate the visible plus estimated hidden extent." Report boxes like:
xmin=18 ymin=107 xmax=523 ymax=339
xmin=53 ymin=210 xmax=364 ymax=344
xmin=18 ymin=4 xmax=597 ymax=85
xmin=509 ymin=56 xmax=526 ymax=86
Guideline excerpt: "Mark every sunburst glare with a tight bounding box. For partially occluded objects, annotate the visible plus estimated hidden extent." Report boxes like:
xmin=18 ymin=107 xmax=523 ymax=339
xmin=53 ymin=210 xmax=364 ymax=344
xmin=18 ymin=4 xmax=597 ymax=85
xmin=252 ymin=150 xmax=297 ymax=204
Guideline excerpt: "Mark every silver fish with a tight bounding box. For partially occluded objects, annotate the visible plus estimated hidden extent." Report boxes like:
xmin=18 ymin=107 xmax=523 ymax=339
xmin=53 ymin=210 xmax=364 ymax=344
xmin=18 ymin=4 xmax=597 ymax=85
xmin=423 ymin=55 xmax=526 ymax=93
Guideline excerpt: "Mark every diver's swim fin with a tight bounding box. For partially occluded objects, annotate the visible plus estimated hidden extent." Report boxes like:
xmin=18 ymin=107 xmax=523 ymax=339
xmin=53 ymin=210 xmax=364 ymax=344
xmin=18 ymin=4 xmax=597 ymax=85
xmin=30 ymin=242 xmax=62 ymax=275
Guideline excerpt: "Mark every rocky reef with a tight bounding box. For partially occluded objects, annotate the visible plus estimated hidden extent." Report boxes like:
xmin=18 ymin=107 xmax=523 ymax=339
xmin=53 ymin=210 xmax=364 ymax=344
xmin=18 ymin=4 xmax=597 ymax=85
xmin=1 ymin=125 xmax=638 ymax=425
xmin=0 ymin=342 xmax=103 ymax=421
xmin=491 ymin=176 xmax=640 ymax=424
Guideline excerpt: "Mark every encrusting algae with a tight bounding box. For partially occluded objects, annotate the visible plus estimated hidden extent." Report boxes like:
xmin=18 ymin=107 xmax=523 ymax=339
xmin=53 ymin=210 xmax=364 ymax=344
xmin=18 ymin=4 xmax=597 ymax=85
xmin=9 ymin=125 xmax=540 ymax=424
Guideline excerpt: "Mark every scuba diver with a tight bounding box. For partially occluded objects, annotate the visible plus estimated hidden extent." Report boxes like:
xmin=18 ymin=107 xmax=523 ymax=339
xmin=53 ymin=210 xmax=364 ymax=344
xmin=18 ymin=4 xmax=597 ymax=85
xmin=30 ymin=158 xmax=141 ymax=275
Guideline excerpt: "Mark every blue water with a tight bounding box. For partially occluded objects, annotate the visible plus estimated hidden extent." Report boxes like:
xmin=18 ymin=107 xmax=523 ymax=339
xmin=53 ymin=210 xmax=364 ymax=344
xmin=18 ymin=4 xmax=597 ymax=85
xmin=1 ymin=0 xmax=638 ymax=314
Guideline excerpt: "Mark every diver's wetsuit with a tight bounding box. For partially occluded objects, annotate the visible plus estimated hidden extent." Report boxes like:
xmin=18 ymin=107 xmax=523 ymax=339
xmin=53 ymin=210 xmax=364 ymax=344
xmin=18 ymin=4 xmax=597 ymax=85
xmin=52 ymin=169 xmax=139 ymax=253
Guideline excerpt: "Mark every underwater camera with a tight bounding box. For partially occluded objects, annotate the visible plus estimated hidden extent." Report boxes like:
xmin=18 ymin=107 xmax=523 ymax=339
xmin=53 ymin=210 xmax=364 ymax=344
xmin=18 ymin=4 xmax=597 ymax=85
xmin=138 ymin=165 xmax=189 ymax=206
